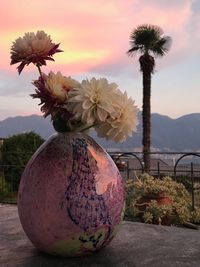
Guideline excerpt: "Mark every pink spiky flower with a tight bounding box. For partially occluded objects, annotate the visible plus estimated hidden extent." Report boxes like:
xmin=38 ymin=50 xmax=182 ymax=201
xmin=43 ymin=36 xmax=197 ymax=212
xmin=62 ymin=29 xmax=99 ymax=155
xmin=31 ymin=71 xmax=79 ymax=119
xmin=10 ymin=31 xmax=63 ymax=74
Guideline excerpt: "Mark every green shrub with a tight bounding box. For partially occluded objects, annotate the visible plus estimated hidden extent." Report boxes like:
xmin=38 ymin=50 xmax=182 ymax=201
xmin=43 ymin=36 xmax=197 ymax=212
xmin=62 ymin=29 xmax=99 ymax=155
xmin=125 ymin=174 xmax=192 ymax=226
xmin=1 ymin=132 xmax=44 ymax=191
xmin=175 ymin=175 xmax=192 ymax=192
xmin=0 ymin=179 xmax=11 ymax=201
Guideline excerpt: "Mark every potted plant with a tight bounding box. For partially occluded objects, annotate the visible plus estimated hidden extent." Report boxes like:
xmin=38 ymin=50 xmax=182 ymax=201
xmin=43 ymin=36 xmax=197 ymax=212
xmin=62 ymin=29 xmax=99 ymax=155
xmin=134 ymin=173 xmax=172 ymax=203
xmin=125 ymin=174 xmax=191 ymax=226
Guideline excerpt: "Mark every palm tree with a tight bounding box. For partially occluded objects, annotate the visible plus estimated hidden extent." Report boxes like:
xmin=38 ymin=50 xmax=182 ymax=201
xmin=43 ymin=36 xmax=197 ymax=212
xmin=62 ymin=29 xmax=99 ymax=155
xmin=127 ymin=24 xmax=171 ymax=172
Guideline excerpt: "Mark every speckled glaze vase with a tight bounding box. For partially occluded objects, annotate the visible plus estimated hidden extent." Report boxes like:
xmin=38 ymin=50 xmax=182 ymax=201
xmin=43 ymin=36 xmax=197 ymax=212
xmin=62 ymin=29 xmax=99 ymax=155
xmin=18 ymin=132 xmax=125 ymax=257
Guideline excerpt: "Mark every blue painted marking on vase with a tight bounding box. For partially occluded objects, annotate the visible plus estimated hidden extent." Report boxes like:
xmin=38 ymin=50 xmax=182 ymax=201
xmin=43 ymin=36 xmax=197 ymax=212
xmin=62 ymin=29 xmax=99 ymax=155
xmin=64 ymin=137 xmax=111 ymax=246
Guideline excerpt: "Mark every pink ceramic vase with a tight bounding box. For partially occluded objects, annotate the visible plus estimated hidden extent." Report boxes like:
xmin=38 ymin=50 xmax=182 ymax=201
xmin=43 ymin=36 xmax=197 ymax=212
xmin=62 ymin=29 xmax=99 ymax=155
xmin=18 ymin=132 xmax=125 ymax=257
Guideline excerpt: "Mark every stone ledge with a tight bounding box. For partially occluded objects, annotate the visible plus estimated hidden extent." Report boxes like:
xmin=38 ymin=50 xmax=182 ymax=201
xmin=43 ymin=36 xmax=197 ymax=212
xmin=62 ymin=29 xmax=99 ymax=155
xmin=0 ymin=204 xmax=200 ymax=267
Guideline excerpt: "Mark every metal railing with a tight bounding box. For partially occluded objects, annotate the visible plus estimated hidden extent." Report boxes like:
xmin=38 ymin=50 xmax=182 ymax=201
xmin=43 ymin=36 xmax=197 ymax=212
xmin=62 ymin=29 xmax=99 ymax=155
xmin=0 ymin=151 xmax=200 ymax=208
xmin=109 ymin=151 xmax=200 ymax=210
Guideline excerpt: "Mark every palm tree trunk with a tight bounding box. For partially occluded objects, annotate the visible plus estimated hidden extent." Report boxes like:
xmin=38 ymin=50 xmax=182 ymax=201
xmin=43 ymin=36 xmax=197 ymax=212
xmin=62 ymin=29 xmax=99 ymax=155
xmin=140 ymin=53 xmax=154 ymax=173
xmin=142 ymin=70 xmax=151 ymax=172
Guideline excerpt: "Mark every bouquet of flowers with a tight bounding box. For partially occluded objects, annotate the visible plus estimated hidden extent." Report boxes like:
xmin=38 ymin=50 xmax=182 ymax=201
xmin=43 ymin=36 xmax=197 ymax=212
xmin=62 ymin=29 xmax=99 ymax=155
xmin=10 ymin=30 xmax=138 ymax=142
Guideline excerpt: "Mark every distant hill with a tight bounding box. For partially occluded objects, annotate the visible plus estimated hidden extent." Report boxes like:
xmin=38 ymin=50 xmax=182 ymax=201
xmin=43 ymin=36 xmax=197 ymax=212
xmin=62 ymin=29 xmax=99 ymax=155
xmin=0 ymin=113 xmax=200 ymax=151
xmin=0 ymin=115 xmax=55 ymax=139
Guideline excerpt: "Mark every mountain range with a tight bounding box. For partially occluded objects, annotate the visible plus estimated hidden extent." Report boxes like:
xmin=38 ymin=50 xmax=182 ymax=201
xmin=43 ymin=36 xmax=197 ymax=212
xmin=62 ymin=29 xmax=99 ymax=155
xmin=0 ymin=113 xmax=200 ymax=151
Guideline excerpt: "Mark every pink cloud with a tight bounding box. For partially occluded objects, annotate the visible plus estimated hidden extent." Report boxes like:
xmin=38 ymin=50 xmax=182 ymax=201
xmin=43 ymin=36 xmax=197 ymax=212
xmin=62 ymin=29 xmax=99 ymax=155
xmin=0 ymin=0 xmax=199 ymax=75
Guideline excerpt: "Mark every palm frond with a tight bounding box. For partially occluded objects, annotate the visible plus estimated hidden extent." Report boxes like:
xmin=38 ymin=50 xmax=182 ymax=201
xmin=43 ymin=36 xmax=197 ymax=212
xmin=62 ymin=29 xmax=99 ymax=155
xmin=152 ymin=36 xmax=172 ymax=57
xmin=127 ymin=46 xmax=140 ymax=57
xmin=127 ymin=24 xmax=171 ymax=57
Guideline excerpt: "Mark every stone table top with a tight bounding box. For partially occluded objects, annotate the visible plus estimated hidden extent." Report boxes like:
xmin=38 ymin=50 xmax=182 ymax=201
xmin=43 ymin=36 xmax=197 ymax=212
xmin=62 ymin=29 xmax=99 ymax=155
xmin=0 ymin=204 xmax=200 ymax=267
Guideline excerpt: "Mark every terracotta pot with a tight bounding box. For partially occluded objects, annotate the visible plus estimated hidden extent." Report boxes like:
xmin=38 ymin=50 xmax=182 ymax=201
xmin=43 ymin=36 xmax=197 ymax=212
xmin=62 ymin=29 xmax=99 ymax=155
xmin=136 ymin=193 xmax=173 ymax=226
xmin=136 ymin=193 xmax=172 ymax=210
xmin=18 ymin=132 xmax=125 ymax=257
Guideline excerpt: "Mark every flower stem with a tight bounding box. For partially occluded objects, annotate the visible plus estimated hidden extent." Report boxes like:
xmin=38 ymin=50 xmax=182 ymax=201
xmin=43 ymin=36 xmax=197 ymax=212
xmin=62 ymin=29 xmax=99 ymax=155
xmin=78 ymin=124 xmax=97 ymax=132
xmin=37 ymin=65 xmax=42 ymax=77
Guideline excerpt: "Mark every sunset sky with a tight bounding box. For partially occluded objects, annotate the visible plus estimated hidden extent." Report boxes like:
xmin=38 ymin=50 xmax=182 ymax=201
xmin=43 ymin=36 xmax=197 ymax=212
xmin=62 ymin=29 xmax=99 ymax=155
xmin=0 ymin=0 xmax=200 ymax=120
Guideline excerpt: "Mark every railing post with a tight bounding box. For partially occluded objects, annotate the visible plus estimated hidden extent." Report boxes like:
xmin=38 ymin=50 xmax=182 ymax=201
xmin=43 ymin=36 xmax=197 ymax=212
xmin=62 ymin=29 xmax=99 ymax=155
xmin=157 ymin=161 xmax=160 ymax=179
xmin=174 ymin=168 xmax=176 ymax=181
xmin=191 ymin=162 xmax=195 ymax=211
xmin=127 ymin=161 xmax=130 ymax=179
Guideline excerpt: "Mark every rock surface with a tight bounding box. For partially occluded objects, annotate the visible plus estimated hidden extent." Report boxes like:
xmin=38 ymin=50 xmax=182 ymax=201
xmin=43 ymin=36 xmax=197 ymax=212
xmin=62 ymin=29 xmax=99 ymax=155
xmin=0 ymin=204 xmax=200 ymax=267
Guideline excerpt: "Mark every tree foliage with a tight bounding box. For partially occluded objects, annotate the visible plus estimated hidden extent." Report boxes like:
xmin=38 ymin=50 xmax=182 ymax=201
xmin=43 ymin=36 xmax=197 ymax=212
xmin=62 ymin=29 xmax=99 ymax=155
xmin=1 ymin=132 xmax=44 ymax=191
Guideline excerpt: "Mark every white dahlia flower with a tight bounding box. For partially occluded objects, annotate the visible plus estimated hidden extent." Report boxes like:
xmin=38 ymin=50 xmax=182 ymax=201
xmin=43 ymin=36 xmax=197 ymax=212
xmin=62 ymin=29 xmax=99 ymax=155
xmin=67 ymin=77 xmax=118 ymax=125
xmin=95 ymin=91 xmax=138 ymax=142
